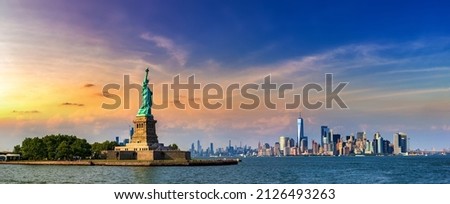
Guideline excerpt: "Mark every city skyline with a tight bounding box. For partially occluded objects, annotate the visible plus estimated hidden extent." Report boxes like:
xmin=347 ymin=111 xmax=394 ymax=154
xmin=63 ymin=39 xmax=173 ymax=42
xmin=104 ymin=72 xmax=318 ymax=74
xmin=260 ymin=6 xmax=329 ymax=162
xmin=140 ymin=113 xmax=440 ymax=157
xmin=1 ymin=1 xmax=450 ymax=151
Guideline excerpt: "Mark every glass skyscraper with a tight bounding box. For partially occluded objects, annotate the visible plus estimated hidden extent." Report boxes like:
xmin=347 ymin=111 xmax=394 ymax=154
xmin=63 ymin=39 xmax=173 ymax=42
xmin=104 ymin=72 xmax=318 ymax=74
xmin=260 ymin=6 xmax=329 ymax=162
xmin=321 ymin=126 xmax=331 ymax=153
xmin=297 ymin=113 xmax=304 ymax=148
xmin=374 ymin=132 xmax=384 ymax=154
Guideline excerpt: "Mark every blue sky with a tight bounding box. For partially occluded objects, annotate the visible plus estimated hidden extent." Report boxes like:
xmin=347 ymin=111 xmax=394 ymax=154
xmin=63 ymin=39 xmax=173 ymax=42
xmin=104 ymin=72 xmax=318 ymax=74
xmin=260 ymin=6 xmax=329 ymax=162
xmin=1 ymin=0 xmax=450 ymax=151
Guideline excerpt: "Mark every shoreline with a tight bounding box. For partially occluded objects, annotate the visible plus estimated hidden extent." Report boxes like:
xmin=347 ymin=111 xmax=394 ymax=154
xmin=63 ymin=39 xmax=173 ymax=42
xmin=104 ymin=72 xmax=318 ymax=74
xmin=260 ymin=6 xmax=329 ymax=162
xmin=0 ymin=159 xmax=239 ymax=167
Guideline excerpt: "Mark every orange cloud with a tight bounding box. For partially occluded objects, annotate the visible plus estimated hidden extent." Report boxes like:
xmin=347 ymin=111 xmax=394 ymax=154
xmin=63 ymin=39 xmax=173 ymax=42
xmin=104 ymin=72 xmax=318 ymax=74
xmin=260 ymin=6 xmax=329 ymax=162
xmin=61 ymin=102 xmax=84 ymax=107
xmin=84 ymin=83 xmax=95 ymax=88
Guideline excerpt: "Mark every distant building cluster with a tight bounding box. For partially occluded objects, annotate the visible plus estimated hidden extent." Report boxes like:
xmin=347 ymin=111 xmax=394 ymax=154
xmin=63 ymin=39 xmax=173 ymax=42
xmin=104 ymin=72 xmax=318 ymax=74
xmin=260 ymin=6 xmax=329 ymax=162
xmin=114 ymin=127 xmax=134 ymax=146
xmin=115 ymin=113 xmax=415 ymax=158
xmin=190 ymin=140 xmax=256 ymax=157
xmin=257 ymin=113 xmax=410 ymax=156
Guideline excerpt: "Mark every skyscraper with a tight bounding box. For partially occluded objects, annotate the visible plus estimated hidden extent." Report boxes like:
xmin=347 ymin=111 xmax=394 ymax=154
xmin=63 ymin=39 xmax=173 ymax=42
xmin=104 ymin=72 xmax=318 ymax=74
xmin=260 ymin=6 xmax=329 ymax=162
xmin=279 ymin=136 xmax=289 ymax=155
xmin=332 ymin=134 xmax=341 ymax=155
xmin=279 ymin=136 xmax=288 ymax=149
xmin=311 ymin=140 xmax=319 ymax=155
xmin=393 ymin=132 xmax=408 ymax=155
xmin=300 ymin=136 xmax=308 ymax=153
xmin=210 ymin=142 xmax=214 ymax=155
xmin=320 ymin=126 xmax=329 ymax=148
xmin=356 ymin=132 xmax=366 ymax=154
xmin=346 ymin=135 xmax=354 ymax=142
xmin=129 ymin=126 xmax=134 ymax=140
xmin=115 ymin=136 xmax=120 ymax=144
xmin=364 ymin=139 xmax=373 ymax=154
xmin=383 ymin=140 xmax=393 ymax=154
xmin=197 ymin=140 xmax=201 ymax=155
xmin=373 ymin=132 xmax=384 ymax=154
xmin=321 ymin=126 xmax=332 ymax=153
xmin=356 ymin=132 xmax=366 ymax=141
xmin=297 ymin=112 xmax=304 ymax=148
xmin=190 ymin=143 xmax=195 ymax=155
xmin=288 ymin=138 xmax=296 ymax=147
xmin=274 ymin=142 xmax=281 ymax=156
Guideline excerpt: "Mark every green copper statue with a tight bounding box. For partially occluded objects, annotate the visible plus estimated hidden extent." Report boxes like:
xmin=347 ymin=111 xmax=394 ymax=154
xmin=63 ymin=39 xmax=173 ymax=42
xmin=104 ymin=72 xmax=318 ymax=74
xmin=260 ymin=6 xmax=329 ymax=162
xmin=137 ymin=68 xmax=153 ymax=116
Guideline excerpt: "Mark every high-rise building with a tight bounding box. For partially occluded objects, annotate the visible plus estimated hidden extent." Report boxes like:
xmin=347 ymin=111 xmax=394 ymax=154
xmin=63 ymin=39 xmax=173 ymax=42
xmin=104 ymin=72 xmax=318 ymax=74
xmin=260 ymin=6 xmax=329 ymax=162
xmin=279 ymin=136 xmax=288 ymax=149
xmin=382 ymin=140 xmax=390 ymax=154
xmin=321 ymin=126 xmax=332 ymax=153
xmin=197 ymin=140 xmax=201 ymax=155
xmin=356 ymin=132 xmax=366 ymax=141
xmin=210 ymin=143 xmax=214 ymax=155
xmin=327 ymin=129 xmax=333 ymax=154
xmin=129 ymin=126 xmax=134 ymax=140
xmin=336 ymin=139 xmax=343 ymax=155
xmin=393 ymin=132 xmax=408 ymax=155
xmin=321 ymin=126 xmax=328 ymax=147
xmin=332 ymin=134 xmax=341 ymax=155
xmin=288 ymin=138 xmax=296 ymax=147
xmin=364 ymin=140 xmax=373 ymax=154
xmin=274 ymin=142 xmax=281 ymax=156
xmin=332 ymin=134 xmax=340 ymax=144
xmin=115 ymin=136 xmax=120 ymax=144
xmin=190 ymin=143 xmax=195 ymax=156
xmin=279 ymin=136 xmax=289 ymax=155
xmin=346 ymin=135 xmax=353 ymax=142
xmin=355 ymin=132 xmax=366 ymax=154
xmin=300 ymin=136 xmax=308 ymax=153
xmin=311 ymin=140 xmax=319 ymax=155
xmin=372 ymin=138 xmax=378 ymax=154
xmin=297 ymin=113 xmax=304 ymax=148
xmin=373 ymin=132 xmax=384 ymax=154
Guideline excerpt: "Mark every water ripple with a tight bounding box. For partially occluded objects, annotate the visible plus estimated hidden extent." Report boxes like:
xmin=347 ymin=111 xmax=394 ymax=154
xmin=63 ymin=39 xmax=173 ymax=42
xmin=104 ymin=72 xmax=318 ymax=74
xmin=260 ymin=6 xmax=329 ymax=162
xmin=1 ymin=156 xmax=449 ymax=184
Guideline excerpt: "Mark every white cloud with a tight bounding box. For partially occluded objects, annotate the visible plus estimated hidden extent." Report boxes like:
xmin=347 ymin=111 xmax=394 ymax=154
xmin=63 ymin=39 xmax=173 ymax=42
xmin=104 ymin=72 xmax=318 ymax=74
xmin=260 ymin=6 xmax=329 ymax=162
xmin=350 ymin=88 xmax=450 ymax=102
xmin=384 ymin=66 xmax=450 ymax=74
xmin=140 ymin=33 xmax=188 ymax=66
xmin=433 ymin=125 xmax=450 ymax=132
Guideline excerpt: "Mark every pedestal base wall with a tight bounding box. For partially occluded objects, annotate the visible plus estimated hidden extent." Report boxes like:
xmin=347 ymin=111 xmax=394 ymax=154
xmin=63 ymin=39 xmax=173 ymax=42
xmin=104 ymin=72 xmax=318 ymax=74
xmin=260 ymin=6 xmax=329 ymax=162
xmin=107 ymin=150 xmax=191 ymax=161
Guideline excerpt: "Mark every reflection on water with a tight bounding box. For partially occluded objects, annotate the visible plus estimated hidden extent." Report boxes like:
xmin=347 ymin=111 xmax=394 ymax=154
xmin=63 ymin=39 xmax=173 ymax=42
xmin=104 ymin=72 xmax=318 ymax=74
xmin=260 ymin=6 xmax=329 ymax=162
xmin=1 ymin=156 xmax=449 ymax=184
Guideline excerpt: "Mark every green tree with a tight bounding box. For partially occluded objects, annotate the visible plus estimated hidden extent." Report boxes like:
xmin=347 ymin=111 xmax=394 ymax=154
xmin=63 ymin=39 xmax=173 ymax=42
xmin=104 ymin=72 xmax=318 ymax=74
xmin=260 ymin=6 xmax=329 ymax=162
xmin=21 ymin=137 xmax=46 ymax=160
xmin=91 ymin=142 xmax=103 ymax=158
xmin=91 ymin=140 xmax=118 ymax=159
xmin=168 ymin=144 xmax=179 ymax=150
xmin=71 ymin=139 xmax=91 ymax=159
xmin=106 ymin=141 xmax=119 ymax=150
xmin=13 ymin=145 xmax=21 ymax=154
xmin=56 ymin=141 xmax=72 ymax=160
xmin=43 ymin=135 xmax=58 ymax=160
xmin=15 ymin=134 xmax=117 ymax=160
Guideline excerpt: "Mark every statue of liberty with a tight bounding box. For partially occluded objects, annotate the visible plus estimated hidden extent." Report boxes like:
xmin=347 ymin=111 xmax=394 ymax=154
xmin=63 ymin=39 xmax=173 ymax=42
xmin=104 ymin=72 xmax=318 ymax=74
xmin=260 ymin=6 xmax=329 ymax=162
xmin=137 ymin=68 xmax=153 ymax=116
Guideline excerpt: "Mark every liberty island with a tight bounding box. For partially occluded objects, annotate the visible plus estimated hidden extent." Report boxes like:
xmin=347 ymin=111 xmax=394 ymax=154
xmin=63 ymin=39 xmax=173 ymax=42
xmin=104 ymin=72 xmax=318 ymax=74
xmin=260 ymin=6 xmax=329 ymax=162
xmin=0 ymin=69 xmax=238 ymax=166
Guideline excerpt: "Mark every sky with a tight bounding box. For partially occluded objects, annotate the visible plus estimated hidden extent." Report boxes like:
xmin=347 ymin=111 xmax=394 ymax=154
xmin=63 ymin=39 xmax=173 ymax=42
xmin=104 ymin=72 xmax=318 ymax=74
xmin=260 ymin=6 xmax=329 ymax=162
xmin=1 ymin=0 xmax=450 ymax=151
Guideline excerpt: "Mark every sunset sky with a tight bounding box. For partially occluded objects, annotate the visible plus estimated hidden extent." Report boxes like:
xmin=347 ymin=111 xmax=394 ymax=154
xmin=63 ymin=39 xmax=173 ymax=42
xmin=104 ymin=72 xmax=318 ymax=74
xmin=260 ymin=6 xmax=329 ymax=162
xmin=1 ymin=0 xmax=450 ymax=151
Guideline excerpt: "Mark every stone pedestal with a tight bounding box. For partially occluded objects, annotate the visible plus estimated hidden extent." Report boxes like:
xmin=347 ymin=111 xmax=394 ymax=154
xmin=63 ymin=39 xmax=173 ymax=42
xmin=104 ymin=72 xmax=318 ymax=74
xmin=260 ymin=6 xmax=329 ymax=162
xmin=131 ymin=116 xmax=158 ymax=146
xmin=115 ymin=116 xmax=159 ymax=152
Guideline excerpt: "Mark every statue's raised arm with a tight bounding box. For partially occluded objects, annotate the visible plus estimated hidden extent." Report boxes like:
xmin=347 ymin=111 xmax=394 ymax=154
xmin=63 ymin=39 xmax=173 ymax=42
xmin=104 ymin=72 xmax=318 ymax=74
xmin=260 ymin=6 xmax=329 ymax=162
xmin=143 ymin=68 xmax=149 ymax=85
